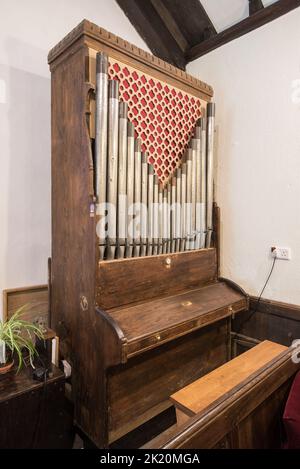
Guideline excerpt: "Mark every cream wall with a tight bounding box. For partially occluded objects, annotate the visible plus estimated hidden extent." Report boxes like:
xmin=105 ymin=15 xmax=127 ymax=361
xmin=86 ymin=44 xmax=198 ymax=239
xmin=0 ymin=0 xmax=148 ymax=317
xmin=187 ymin=8 xmax=300 ymax=304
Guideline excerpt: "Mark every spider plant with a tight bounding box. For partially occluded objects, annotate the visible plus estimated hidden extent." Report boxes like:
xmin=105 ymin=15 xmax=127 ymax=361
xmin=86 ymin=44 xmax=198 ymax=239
xmin=0 ymin=307 xmax=44 ymax=372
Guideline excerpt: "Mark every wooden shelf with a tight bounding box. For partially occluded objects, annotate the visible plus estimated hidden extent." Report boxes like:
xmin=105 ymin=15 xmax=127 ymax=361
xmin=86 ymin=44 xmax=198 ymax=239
xmin=109 ymin=282 xmax=247 ymax=358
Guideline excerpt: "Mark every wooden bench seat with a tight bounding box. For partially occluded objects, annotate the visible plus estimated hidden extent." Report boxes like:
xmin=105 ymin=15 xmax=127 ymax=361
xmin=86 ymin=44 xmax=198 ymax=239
xmin=171 ymin=340 xmax=287 ymax=425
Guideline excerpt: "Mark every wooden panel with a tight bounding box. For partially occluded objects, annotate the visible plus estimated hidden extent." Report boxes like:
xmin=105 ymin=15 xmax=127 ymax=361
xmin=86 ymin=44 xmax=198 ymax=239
xmin=233 ymin=296 xmax=300 ymax=346
xmin=171 ymin=340 xmax=287 ymax=416
xmin=249 ymin=296 xmax=300 ymax=322
xmin=97 ymin=248 xmax=217 ymax=310
xmin=231 ymin=332 xmax=261 ymax=358
xmin=110 ymin=407 xmax=177 ymax=449
xmin=3 ymin=285 xmax=48 ymax=326
xmin=50 ymin=45 xmax=105 ymax=447
xmin=234 ymin=381 xmax=290 ymax=449
xmin=109 ymin=281 xmax=246 ymax=357
xmin=176 ymin=408 xmax=190 ymax=427
xmin=108 ymin=320 xmax=229 ymax=443
xmin=0 ymin=365 xmax=73 ymax=449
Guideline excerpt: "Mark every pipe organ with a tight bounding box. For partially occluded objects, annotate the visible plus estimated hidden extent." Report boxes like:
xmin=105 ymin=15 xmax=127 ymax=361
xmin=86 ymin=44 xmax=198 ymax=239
xmin=49 ymin=20 xmax=249 ymax=448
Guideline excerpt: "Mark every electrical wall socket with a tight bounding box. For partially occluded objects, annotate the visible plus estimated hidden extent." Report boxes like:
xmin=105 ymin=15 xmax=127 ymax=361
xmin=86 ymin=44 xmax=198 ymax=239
xmin=271 ymin=246 xmax=291 ymax=260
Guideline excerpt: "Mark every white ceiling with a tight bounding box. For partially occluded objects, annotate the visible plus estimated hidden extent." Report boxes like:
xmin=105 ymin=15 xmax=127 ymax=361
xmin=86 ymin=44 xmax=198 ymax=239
xmin=200 ymin=0 xmax=279 ymax=33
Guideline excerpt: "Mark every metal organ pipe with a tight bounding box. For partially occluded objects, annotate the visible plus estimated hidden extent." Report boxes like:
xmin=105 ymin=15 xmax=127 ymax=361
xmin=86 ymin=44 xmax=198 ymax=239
xmin=200 ymin=117 xmax=207 ymax=249
xmin=194 ymin=125 xmax=201 ymax=250
xmin=206 ymin=103 xmax=216 ymax=248
xmin=147 ymin=165 xmax=154 ymax=256
xmin=162 ymin=188 xmax=168 ymax=254
xmin=126 ymin=122 xmax=135 ymax=258
xmin=167 ymin=183 xmax=171 ymax=253
xmin=171 ymin=176 xmax=176 ymax=253
xmin=117 ymin=101 xmax=128 ymax=259
xmin=191 ymin=139 xmax=197 ymax=251
xmin=158 ymin=184 xmax=163 ymax=255
xmin=133 ymin=138 xmax=142 ymax=257
xmin=95 ymin=52 xmax=108 ymax=261
xmin=95 ymin=66 xmax=216 ymax=259
xmin=180 ymin=162 xmax=187 ymax=253
xmin=153 ymin=176 xmax=159 ymax=256
xmin=107 ymin=79 xmax=119 ymax=260
xmin=175 ymin=168 xmax=181 ymax=253
xmin=186 ymin=149 xmax=193 ymax=250
xmin=141 ymin=152 xmax=148 ymax=257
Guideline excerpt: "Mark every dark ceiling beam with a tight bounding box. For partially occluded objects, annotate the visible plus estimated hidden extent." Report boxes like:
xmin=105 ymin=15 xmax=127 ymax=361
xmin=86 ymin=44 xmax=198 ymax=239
xmin=150 ymin=0 xmax=189 ymax=53
xmin=116 ymin=0 xmax=218 ymax=69
xmin=116 ymin=0 xmax=186 ymax=69
xmin=187 ymin=0 xmax=300 ymax=62
xmin=163 ymin=0 xmax=216 ymax=46
xmin=249 ymin=0 xmax=264 ymax=15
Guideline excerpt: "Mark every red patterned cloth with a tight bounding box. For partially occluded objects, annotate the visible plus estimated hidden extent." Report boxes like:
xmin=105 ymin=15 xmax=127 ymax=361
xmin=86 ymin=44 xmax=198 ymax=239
xmin=109 ymin=59 xmax=202 ymax=185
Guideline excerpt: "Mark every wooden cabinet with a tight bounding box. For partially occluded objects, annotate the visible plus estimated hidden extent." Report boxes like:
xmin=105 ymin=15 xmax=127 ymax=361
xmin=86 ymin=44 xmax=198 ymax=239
xmin=0 ymin=365 xmax=73 ymax=449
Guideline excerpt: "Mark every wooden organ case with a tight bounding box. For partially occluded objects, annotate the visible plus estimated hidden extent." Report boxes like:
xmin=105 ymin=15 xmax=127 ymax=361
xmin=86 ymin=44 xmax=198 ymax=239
xmin=48 ymin=20 xmax=249 ymax=448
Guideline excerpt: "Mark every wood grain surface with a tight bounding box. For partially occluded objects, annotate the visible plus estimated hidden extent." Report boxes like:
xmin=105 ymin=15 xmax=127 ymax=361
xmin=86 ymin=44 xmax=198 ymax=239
xmin=171 ymin=340 xmax=287 ymax=416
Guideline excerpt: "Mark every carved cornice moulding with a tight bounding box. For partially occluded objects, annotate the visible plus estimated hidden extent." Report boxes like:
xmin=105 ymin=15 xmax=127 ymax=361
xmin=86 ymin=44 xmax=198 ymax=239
xmin=48 ymin=19 xmax=213 ymax=98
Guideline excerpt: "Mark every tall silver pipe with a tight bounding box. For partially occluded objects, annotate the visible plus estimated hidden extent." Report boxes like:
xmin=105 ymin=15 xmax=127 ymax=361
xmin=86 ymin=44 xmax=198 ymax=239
xmin=171 ymin=176 xmax=176 ymax=253
xmin=117 ymin=101 xmax=128 ymax=259
xmin=167 ymin=183 xmax=171 ymax=253
xmin=133 ymin=138 xmax=142 ymax=257
xmin=126 ymin=122 xmax=135 ymax=258
xmin=153 ymin=175 xmax=159 ymax=255
xmin=194 ymin=125 xmax=202 ymax=250
xmin=162 ymin=187 xmax=168 ymax=254
xmin=175 ymin=167 xmax=181 ymax=252
xmin=147 ymin=165 xmax=154 ymax=256
xmin=200 ymin=117 xmax=207 ymax=249
xmin=95 ymin=52 xmax=108 ymax=260
xmin=106 ymin=80 xmax=119 ymax=260
xmin=190 ymin=139 xmax=197 ymax=250
xmin=140 ymin=152 xmax=148 ymax=257
xmin=185 ymin=149 xmax=193 ymax=250
xmin=180 ymin=161 xmax=187 ymax=252
xmin=158 ymin=184 xmax=163 ymax=254
xmin=206 ymin=103 xmax=216 ymax=248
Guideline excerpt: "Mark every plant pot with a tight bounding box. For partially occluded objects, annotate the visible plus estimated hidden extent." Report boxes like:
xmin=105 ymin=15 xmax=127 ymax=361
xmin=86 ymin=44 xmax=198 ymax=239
xmin=0 ymin=361 xmax=14 ymax=375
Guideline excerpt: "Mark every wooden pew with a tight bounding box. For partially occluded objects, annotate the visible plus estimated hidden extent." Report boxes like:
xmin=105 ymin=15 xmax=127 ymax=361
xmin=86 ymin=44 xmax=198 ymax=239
xmin=144 ymin=343 xmax=300 ymax=449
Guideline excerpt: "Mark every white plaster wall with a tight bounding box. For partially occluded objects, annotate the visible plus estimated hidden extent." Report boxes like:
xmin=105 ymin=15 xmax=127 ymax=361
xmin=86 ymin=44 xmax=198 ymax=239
xmin=188 ymin=8 xmax=300 ymax=304
xmin=0 ymin=0 xmax=148 ymax=317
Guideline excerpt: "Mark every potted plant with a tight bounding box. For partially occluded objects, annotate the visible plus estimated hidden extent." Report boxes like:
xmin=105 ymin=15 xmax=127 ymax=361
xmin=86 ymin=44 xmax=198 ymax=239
xmin=0 ymin=308 xmax=44 ymax=374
